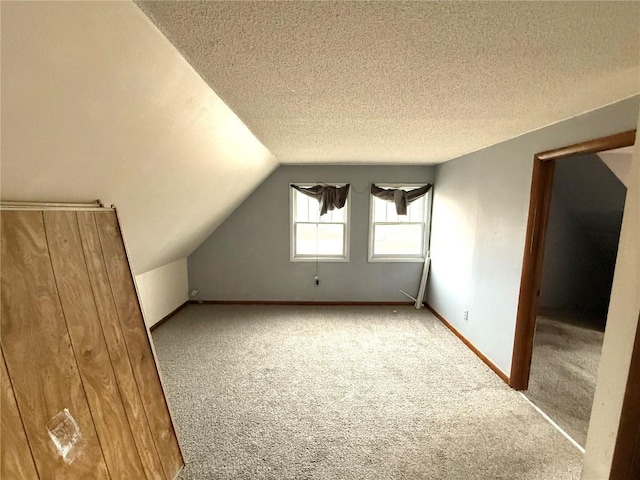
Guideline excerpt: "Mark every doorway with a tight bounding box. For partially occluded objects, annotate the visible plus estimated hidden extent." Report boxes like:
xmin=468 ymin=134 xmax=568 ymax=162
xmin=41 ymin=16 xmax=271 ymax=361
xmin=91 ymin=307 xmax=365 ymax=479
xmin=523 ymin=149 xmax=628 ymax=447
xmin=510 ymin=130 xmax=636 ymax=391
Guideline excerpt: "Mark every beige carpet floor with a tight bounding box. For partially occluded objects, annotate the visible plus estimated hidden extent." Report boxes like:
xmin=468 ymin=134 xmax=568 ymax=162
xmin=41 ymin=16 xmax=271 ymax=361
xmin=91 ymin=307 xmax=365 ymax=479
xmin=152 ymin=305 xmax=582 ymax=479
xmin=525 ymin=309 xmax=605 ymax=448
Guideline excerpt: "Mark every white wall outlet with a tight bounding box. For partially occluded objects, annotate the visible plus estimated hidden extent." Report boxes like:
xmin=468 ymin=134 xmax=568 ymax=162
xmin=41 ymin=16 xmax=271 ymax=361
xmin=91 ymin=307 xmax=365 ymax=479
xmin=464 ymin=310 xmax=469 ymax=321
xmin=190 ymin=289 xmax=199 ymax=297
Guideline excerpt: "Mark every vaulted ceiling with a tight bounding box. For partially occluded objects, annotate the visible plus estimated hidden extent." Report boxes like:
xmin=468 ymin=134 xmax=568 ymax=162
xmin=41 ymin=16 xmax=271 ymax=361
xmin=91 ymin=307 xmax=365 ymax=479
xmin=138 ymin=1 xmax=640 ymax=164
xmin=1 ymin=1 xmax=276 ymax=274
xmin=2 ymin=1 xmax=639 ymax=276
xmin=599 ymin=146 xmax=634 ymax=187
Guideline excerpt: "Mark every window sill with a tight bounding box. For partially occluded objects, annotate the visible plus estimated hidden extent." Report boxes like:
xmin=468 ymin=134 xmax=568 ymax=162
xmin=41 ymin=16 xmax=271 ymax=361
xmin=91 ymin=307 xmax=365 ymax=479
xmin=291 ymin=256 xmax=349 ymax=263
xmin=368 ymin=256 xmax=425 ymax=263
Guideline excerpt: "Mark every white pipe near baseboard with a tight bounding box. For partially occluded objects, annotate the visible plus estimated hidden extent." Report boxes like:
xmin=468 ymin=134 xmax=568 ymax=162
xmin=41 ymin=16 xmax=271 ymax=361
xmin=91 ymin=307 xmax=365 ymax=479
xmin=414 ymin=253 xmax=431 ymax=309
xmin=399 ymin=289 xmax=417 ymax=302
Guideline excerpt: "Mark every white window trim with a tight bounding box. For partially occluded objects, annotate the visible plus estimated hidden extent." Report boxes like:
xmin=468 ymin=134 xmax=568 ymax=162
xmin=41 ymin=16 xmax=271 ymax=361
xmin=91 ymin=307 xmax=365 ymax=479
xmin=290 ymin=183 xmax=350 ymax=262
xmin=368 ymin=183 xmax=433 ymax=263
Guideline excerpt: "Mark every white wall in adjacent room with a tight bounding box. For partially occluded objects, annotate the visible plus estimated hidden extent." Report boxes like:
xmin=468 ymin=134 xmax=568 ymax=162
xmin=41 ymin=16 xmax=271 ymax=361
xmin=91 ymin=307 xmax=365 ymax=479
xmin=539 ymin=154 xmax=626 ymax=313
xmin=537 ymin=196 xmax=592 ymax=310
xmin=136 ymin=259 xmax=189 ymax=328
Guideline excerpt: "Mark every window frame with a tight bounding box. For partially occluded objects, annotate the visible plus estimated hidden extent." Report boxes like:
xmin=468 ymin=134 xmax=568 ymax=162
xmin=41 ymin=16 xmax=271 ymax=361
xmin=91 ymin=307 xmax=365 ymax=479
xmin=368 ymin=183 xmax=432 ymax=263
xmin=290 ymin=183 xmax=350 ymax=263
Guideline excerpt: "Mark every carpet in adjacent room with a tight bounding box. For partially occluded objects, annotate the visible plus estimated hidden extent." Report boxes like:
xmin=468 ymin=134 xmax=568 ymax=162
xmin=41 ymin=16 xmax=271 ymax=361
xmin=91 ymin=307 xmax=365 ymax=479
xmin=525 ymin=309 xmax=605 ymax=448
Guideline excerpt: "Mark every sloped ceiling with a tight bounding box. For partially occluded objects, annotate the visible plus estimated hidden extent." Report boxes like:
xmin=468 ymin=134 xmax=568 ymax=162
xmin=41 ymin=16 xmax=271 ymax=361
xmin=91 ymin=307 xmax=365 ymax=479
xmin=553 ymin=154 xmax=627 ymax=258
xmin=2 ymin=2 xmax=639 ymax=276
xmin=137 ymin=1 xmax=640 ymax=164
xmin=1 ymin=1 xmax=277 ymax=274
xmin=598 ymin=146 xmax=634 ymax=187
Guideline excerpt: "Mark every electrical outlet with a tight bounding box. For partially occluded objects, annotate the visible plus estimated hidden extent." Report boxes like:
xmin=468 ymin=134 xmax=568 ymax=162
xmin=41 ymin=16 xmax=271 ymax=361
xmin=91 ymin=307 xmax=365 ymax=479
xmin=464 ymin=310 xmax=469 ymax=321
xmin=190 ymin=289 xmax=199 ymax=297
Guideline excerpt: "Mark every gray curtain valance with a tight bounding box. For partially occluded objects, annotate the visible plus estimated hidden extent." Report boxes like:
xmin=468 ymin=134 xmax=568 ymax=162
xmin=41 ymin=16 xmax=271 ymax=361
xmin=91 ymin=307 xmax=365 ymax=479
xmin=371 ymin=184 xmax=432 ymax=215
xmin=292 ymin=184 xmax=350 ymax=216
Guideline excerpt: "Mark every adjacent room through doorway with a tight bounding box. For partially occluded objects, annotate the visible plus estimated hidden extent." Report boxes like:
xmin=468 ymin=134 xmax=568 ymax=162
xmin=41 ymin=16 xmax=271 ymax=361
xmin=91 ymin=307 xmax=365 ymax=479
xmin=524 ymin=148 xmax=631 ymax=448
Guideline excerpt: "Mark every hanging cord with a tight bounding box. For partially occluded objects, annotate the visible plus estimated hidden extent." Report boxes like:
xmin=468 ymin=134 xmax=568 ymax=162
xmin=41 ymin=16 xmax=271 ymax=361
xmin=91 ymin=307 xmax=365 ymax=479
xmin=315 ymin=222 xmax=319 ymax=284
xmin=315 ymin=182 xmax=320 ymax=285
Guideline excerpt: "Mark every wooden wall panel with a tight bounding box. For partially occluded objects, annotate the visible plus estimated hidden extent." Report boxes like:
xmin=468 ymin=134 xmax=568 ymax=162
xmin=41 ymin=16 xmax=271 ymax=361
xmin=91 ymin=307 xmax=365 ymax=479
xmin=44 ymin=211 xmax=146 ymax=479
xmin=0 ymin=211 xmax=109 ymax=479
xmin=77 ymin=211 xmax=167 ymax=480
xmin=1 ymin=347 xmax=39 ymax=479
xmin=95 ymin=211 xmax=184 ymax=479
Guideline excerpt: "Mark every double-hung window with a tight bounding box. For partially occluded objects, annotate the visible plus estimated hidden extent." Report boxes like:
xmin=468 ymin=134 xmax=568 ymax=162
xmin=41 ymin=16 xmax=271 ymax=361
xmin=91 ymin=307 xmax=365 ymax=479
xmin=290 ymin=184 xmax=349 ymax=262
xmin=369 ymin=184 xmax=431 ymax=262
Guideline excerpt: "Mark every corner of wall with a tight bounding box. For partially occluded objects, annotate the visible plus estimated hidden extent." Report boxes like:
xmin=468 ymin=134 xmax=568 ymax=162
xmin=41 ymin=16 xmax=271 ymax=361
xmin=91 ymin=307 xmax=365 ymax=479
xmin=135 ymin=258 xmax=189 ymax=328
xmin=426 ymin=96 xmax=639 ymax=376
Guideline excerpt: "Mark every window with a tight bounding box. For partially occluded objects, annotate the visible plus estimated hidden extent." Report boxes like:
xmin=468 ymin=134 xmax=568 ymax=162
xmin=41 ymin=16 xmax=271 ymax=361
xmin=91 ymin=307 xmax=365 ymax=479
xmin=369 ymin=184 xmax=431 ymax=262
xmin=290 ymin=185 xmax=349 ymax=261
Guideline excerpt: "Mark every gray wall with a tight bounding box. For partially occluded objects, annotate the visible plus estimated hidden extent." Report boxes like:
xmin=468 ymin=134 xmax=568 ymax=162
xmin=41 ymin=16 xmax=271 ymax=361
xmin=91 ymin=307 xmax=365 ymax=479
xmin=539 ymin=154 xmax=626 ymax=314
xmin=188 ymin=165 xmax=434 ymax=301
xmin=426 ymin=96 xmax=639 ymax=375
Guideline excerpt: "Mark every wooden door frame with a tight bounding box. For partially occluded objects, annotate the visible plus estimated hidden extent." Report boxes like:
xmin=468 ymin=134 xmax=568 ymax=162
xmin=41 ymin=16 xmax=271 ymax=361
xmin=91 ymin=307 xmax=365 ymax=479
xmin=509 ymin=129 xmax=636 ymax=391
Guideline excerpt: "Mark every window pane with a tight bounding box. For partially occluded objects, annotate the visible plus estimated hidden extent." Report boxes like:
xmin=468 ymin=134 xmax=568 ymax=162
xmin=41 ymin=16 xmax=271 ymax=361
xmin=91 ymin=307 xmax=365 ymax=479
xmin=373 ymin=224 xmax=423 ymax=256
xmin=294 ymin=190 xmax=325 ymax=222
xmin=295 ymin=190 xmax=309 ymax=222
xmin=296 ymin=223 xmax=344 ymax=256
xmin=307 ymin=196 xmax=320 ymax=222
xmin=373 ymin=197 xmax=387 ymax=222
xmin=386 ymin=201 xmax=400 ymax=222
xmin=320 ymin=205 xmax=344 ymax=223
xmin=408 ymin=198 xmax=424 ymax=222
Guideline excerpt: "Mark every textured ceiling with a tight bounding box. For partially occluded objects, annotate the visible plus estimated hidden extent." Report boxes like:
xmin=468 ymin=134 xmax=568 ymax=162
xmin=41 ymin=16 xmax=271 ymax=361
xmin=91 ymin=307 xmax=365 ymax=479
xmin=138 ymin=1 xmax=640 ymax=165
